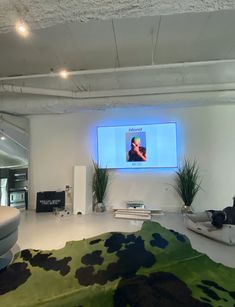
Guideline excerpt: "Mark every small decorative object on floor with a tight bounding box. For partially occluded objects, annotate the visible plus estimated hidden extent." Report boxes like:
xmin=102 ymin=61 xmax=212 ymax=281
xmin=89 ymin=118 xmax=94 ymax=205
xmin=53 ymin=207 xmax=71 ymax=218
xmin=172 ymin=159 xmax=202 ymax=214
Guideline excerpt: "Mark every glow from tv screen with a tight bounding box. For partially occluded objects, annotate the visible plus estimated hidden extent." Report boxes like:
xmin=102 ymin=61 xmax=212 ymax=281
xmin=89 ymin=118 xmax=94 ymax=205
xmin=97 ymin=123 xmax=177 ymax=169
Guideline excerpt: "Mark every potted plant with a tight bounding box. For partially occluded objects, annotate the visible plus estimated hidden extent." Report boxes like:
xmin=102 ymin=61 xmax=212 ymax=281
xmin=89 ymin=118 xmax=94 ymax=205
xmin=92 ymin=161 xmax=109 ymax=212
xmin=173 ymin=159 xmax=202 ymax=213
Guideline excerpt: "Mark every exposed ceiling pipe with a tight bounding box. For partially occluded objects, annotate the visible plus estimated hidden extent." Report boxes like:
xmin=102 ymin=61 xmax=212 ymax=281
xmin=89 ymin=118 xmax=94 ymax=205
xmin=1 ymin=59 xmax=235 ymax=81
xmin=1 ymin=82 xmax=235 ymax=99
xmin=1 ymin=90 xmax=235 ymax=116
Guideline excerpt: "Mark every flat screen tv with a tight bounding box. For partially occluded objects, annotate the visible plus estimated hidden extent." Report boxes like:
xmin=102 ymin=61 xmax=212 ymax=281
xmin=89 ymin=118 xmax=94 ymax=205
xmin=97 ymin=123 xmax=177 ymax=169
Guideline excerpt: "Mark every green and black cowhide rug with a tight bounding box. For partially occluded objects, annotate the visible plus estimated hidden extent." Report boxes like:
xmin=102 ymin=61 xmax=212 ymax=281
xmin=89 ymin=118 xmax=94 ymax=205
xmin=0 ymin=221 xmax=235 ymax=307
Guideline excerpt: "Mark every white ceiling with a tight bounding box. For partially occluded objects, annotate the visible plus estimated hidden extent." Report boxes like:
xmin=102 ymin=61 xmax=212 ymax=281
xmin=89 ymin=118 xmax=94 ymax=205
xmin=1 ymin=7 xmax=235 ymax=114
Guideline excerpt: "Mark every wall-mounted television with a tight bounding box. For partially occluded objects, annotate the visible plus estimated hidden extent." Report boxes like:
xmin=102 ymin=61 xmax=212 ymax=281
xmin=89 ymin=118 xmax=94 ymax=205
xmin=97 ymin=123 xmax=177 ymax=169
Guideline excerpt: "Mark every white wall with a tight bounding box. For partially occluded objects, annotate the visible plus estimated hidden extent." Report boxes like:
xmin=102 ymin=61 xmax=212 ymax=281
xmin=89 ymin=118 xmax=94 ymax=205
xmin=29 ymin=104 xmax=235 ymax=212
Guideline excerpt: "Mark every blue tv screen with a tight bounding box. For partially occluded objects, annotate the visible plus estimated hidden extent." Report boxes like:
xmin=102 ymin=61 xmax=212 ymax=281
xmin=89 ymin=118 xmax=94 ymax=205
xmin=97 ymin=123 xmax=177 ymax=169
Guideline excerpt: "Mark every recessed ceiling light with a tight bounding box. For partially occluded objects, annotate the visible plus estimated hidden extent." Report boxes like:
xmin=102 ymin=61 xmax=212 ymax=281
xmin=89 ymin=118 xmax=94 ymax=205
xmin=19 ymin=25 xmax=26 ymax=32
xmin=16 ymin=22 xmax=29 ymax=37
xmin=59 ymin=70 xmax=69 ymax=79
xmin=0 ymin=136 xmax=6 ymax=140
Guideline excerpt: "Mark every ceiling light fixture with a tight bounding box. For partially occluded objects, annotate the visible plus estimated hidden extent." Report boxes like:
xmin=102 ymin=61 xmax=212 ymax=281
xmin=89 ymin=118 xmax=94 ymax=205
xmin=18 ymin=25 xmax=26 ymax=33
xmin=59 ymin=70 xmax=69 ymax=79
xmin=15 ymin=22 xmax=29 ymax=37
xmin=0 ymin=127 xmax=6 ymax=140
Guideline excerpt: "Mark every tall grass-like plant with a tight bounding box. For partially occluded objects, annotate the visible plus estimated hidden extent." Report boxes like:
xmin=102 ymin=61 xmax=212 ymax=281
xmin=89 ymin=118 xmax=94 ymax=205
xmin=93 ymin=161 xmax=109 ymax=210
xmin=174 ymin=159 xmax=202 ymax=207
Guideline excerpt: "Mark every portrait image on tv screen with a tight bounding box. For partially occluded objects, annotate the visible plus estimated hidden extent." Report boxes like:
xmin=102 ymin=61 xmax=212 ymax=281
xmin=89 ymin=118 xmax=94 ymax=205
xmin=126 ymin=131 xmax=147 ymax=162
xmin=97 ymin=123 xmax=177 ymax=169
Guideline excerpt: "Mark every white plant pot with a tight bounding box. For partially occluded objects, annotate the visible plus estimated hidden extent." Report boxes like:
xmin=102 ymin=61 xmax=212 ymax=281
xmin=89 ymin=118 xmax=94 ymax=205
xmin=181 ymin=205 xmax=193 ymax=214
xmin=96 ymin=202 xmax=105 ymax=212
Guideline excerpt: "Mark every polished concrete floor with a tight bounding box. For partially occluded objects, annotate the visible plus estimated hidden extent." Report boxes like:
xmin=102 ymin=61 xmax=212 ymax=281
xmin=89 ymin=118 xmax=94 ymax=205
xmin=14 ymin=210 xmax=235 ymax=268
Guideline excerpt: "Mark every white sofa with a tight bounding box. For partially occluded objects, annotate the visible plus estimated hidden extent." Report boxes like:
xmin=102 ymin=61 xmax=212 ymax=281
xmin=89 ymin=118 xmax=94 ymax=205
xmin=184 ymin=213 xmax=235 ymax=245
xmin=0 ymin=206 xmax=20 ymax=260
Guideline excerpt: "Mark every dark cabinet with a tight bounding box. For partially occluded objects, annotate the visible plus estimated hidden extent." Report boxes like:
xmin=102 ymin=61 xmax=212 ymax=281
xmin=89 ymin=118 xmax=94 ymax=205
xmin=0 ymin=167 xmax=28 ymax=209
xmin=9 ymin=168 xmax=28 ymax=184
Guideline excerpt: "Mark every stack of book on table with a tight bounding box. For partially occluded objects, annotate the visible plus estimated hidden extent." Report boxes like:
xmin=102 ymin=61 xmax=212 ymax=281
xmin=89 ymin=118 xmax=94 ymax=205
xmin=114 ymin=201 xmax=164 ymax=220
xmin=114 ymin=208 xmax=152 ymax=220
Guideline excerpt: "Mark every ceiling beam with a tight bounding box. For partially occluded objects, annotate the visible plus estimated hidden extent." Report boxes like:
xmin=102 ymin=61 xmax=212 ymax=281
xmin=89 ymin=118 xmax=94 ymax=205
xmin=1 ymin=59 xmax=235 ymax=81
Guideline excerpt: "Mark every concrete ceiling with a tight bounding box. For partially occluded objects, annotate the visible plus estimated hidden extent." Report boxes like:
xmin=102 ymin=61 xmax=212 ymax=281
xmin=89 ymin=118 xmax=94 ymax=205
xmin=1 ymin=0 xmax=235 ymax=34
xmin=1 ymin=4 xmax=235 ymax=114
